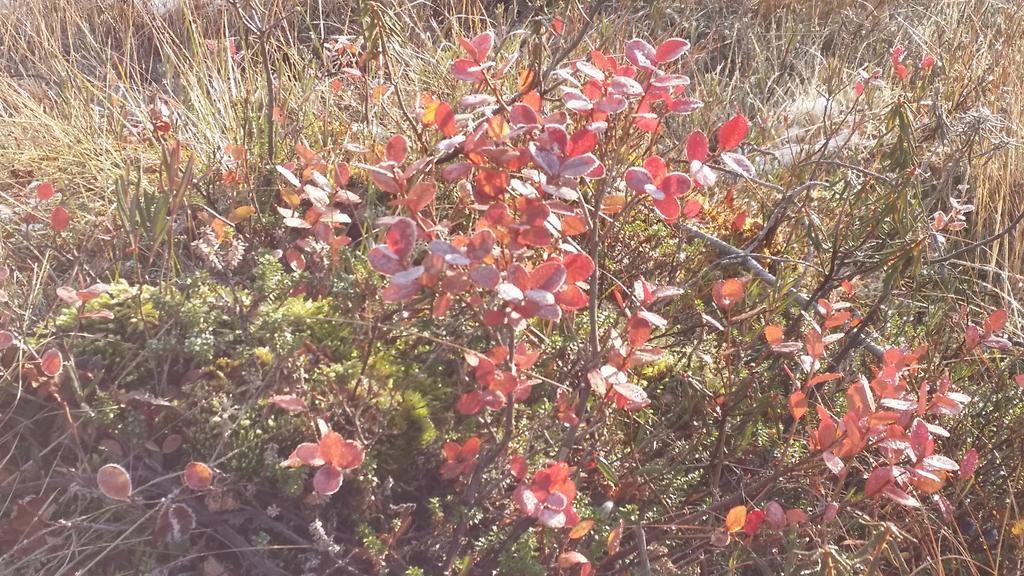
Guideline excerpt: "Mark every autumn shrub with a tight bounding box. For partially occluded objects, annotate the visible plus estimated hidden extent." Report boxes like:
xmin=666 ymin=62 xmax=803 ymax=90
xmin=2 ymin=1 xmax=1024 ymax=575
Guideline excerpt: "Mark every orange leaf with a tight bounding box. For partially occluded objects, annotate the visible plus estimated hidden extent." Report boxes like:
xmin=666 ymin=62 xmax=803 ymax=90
xmin=607 ymin=522 xmax=622 ymax=555
xmin=40 ymin=348 xmax=63 ymax=377
xmin=725 ymin=505 xmax=747 ymax=533
xmin=182 ymin=462 xmax=214 ymax=490
xmin=569 ymin=519 xmax=594 ymax=539
xmin=789 ymin=390 xmax=808 ymax=421
xmin=712 ymin=278 xmax=745 ymax=312
xmin=97 ymin=463 xmax=132 ymax=501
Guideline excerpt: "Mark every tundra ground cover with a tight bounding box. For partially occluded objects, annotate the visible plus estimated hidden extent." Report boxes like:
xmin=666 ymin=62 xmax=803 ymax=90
xmin=1 ymin=1 xmax=1024 ymax=574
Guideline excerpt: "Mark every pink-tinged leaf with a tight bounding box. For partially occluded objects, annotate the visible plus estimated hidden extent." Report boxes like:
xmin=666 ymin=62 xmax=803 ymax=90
xmin=97 ymin=463 xmax=132 ymax=501
xmin=721 ymin=152 xmax=756 ymax=178
xmin=764 ymin=501 xmax=786 ymax=529
xmin=509 ymin=455 xmax=528 ymax=480
xmin=367 ymin=246 xmax=405 ymax=275
xmin=923 ymin=454 xmax=959 ymax=472
xmin=864 ymin=466 xmax=894 ymax=498
xmin=40 ymin=348 xmax=63 ymax=376
xmin=718 ymin=113 xmax=750 ymax=151
xmin=822 ymin=501 xmax=840 ymax=524
xmin=882 ymin=484 xmax=921 ymax=507
xmin=608 ymin=75 xmax=644 ymax=97
xmin=659 ymin=172 xmax=692 ymax=196
xmin=283 ymin=442 xmax=325 ymax=467
xmin=382 ymin=281 xmax=421 ymax=302
xmin=682 ymin=198 xmax=702 ymax=219
xmin=686 ymin=130 xmax=709 ymax=163
xmin=538 ymin=508 xmax=567 ymax=528
xmin=624 ymin=39 xmax=657 ymax=71
xmin=182 ymin=462 xmax=214 ymax=490
xmin=655 ymin=38 xmax=690 ymax=63
xmin=623 ymin=167 xmax=653 ymax=194
xmin=960 ymin=448 xmax=978 ymax=479
xmin=285 ymin=248 xmax=305 ymax=272
xmin=514 ymin=484 xmax=539 ymax=516
xmin=385 ymin=217 xmax=417 ymax=261
xmin=0 ymin=331 xmax=14 ymax=350
xmin=269 ymin=394 xmax=308 ymax=413
xmin=50 ymin=206 xmax=69 ymax=232
xmin=667 ymin=97 xmax=703 ymax=114
xmin=509 ymin=103 xmax=540 ymax=127
xmin=466 ymin=30 xmax=495 ymax=61
xmin=822 ymin=451 xmax=845 ymax=474
xmin=385 ymin=134 xmax=408 ymax=164
xmin=313 ymin=465 xmax=343 ymax=495
xmin=560 ymin=154 xmax=601 ymax=178
xmin=613 ymin=381 xmax=648 ymax=404
xmin=36 ymin=181 xmax=55 ymax=201
xmin=556 ymin=285 xmax=588 ymax=310
xmin=364 ymin=165 xmax=402 ymax=195
xmin=391 ymin=265 xmax=424 ymax=286
xmin=452 ymin=59 xmax=486 ymax=82
xmin=470 ymin=265 xmax=500 ymax=290
xmin=56 ymin=285 xmax=80 ymax=305
xmin=406 ymin=181 xmax=437 ymax=212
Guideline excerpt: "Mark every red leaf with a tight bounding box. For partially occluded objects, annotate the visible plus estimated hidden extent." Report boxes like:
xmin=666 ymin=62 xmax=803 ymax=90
xmin=984 ymin=308 xmax=1007 ymax=334
xmin=864 ymin=466 xmax=894 ymax=498
xmin=0 ymin=330 xmax=14 ymax=350
xmin=655 ymin=38 xmax=690 ymax=63
xmin=742 ymin=508 xmax=765 ymax=536
xmin=385 ymin=217 xmax=417 ymax=261
xmin=686 ymin=130 xmax=709 ymax=163
xmin=406 ymin=181 xmax=436 ymax=212
xmin=285 ymin=248 xmax=305 ymax=272
xmin=50 ymin=206 xmax=69 ymax=231
xmin=385 ymin=134 xmax=408 ymax=164
xmin=959 ymin=449 xmax=978 ymax=479
xmin=718 ymin=113 xmax=749 ymax=151
xmin=563 ymin=253 xmax=595 ymax=283
xmin=36 ymin=181 xmax=55 ymax=201
xmin=40 ymin=348 xmax=63 ymax=376
xmin=509 ymin=454 xmax=527 ymax=480
xmin=456 ymin=390 xmax=485 ymax=415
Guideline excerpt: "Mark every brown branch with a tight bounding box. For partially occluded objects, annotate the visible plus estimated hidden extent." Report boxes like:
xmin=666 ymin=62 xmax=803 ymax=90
xmin=677 ymin=222 xmax=885 ymax=359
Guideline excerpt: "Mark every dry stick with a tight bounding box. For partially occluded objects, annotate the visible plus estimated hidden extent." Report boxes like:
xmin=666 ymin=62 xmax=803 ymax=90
xmin=677 ymin=222 xmax=885 ymax=359
xmin=441 ymin=327 xmax=517 ymax=573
